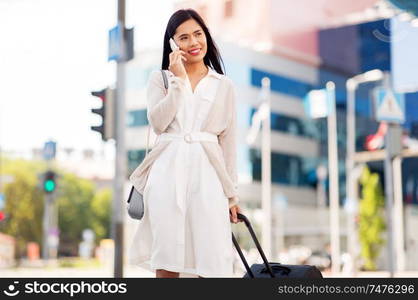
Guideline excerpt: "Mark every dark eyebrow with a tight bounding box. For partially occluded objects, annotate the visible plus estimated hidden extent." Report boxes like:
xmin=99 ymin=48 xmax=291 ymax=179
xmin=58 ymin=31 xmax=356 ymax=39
xmin=178 ymin=29 xmax=202 ymax=38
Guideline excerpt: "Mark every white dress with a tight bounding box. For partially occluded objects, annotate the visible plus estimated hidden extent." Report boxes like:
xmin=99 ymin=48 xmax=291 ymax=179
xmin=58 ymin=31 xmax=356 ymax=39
xmin=128 ymin=67 xmax=235 ymax=278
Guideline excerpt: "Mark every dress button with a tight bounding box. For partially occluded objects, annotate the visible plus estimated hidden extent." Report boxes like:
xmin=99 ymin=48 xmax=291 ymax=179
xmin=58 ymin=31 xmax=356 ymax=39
xmin=184 ymin=133 xmax=192 ymax=143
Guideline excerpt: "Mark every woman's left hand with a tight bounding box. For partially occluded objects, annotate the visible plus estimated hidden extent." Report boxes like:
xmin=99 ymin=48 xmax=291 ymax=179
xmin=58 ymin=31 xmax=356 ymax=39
xmin=229 ymin=204 xmax=243 ymax=224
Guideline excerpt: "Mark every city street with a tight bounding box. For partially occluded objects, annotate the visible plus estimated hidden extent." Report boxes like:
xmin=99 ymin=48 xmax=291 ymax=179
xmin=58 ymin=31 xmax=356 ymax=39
xmin=1 ymin=0 xmax=418 ymax=284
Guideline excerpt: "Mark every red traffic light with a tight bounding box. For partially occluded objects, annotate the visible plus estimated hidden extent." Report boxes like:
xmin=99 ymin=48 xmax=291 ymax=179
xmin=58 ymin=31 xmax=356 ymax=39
xmin=0 ymin=211 xmax=5 ymax=222
xmin=91 ymin=89 xmax=107 ymax=140
xmin=91 ymin=89 xmax=106 ymax=101
xmin=364 ymin=122 xmax=387 ymax=151
xmin=90 ymin=88 xmax=114 ymax=141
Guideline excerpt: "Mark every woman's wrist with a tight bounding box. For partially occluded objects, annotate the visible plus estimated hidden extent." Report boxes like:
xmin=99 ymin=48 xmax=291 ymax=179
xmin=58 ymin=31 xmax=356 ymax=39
xmin=228 ymin=196 xmax=239 ymax=208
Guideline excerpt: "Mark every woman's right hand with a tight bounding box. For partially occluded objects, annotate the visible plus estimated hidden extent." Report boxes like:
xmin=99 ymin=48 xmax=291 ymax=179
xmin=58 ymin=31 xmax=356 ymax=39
xmin=168 ymin=49 xmax=187 ymax=80
xmin=229 ymin=204 xmax=243 ymax=224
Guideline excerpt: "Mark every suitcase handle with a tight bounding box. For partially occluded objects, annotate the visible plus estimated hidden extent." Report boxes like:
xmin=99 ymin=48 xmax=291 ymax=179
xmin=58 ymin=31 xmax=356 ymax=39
xmin=231 ymin=212 xmax=275 ymax=278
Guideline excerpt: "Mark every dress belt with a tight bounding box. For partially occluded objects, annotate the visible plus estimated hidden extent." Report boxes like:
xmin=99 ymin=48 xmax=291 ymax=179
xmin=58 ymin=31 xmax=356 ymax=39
xmin=158 ymin=131 xmax=218 ymax=143
xmin=157 ymin=131 xmax=218 ymax=215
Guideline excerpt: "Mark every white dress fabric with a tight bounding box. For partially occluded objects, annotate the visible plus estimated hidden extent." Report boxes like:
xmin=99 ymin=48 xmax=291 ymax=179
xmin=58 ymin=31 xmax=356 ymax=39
xmin=128 ymin=67 xmax=235 ymax=278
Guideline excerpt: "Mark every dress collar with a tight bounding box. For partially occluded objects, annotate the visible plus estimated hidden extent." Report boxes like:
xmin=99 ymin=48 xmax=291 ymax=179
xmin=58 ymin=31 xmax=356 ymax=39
xmin=166 ymin=66 xmax=223 ymax=80
xmin=207 ymin=66 xmax=223 ymax=80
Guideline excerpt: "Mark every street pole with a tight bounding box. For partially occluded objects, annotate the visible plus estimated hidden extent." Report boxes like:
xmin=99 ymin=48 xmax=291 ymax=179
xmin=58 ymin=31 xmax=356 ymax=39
xmin=42 ymin=158 xmax=56 ymax=263
xmin=345 ymin=69 xmax=384 ymax=275
xmin=261 ymin=77 xmax=272 ymax=259
xmin=384 ymin=128 xmax=396 ymax=278
xmin=326 ymin=81 xmax=341 ymax=275
xmin=346 ymin=164 xmax=364 ymax=276
xmin=382 ymin=72 xmax=400 ymax=278
xmin=346 ymin=78 xmax=357 ymax=275
xmin=393 ymin=155 xmax=405 ymax=272
xmin=113 ymin=0 xmax=127 ymax=278
xmin=42 ymin=193 xmax=51 ymax=262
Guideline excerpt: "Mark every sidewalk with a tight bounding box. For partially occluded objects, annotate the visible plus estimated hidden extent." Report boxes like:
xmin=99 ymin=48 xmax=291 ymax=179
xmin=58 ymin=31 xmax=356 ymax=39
xmin=0 ymin=264 xmax=243 ymax=278
xmin=1 ymin=265 xmax=154 ymax=278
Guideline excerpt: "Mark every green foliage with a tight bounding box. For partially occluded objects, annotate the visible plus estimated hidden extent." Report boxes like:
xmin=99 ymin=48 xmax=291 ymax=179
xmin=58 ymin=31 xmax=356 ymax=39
xmin=89 ymin=189 xmax=111 ymax=244
xmin=2 ymin=170 xmax=44 ymax=258
xmin=57 ymin=174 xmax=111 ymax=255
xmin=358 ymin=166 xmax=386 ymax=271
xmin=56 ymin=173 xmax=96 ymax=254
xmin=1 ymin=156 xmax=112 ymax=258
xmin=56 ymin=174 xmax=111 ymax=255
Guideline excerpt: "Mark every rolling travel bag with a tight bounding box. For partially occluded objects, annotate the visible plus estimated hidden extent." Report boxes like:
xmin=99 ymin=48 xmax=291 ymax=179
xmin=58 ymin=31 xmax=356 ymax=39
xmin=232 ymin=213 xmax=323 ymax=278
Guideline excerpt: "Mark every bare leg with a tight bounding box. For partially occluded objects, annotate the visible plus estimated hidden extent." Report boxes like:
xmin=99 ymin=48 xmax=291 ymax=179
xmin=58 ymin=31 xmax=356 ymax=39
xmin=156 ymin=269 xmax=180 ymax=278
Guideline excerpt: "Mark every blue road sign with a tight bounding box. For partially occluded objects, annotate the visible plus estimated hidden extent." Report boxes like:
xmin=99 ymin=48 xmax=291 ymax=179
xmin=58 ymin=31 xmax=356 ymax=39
xmin=374 ymin=87 xmax=405 ymax=123
xmin=43 ymin=141 xmax=56 ymax=160
xmin=108 ymin=25 xmax=121 ymax=62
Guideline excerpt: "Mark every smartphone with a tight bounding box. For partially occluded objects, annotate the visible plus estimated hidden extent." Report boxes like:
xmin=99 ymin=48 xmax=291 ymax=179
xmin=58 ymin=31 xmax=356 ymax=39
xmin=169 ymin=38 xmax=179 ymax=52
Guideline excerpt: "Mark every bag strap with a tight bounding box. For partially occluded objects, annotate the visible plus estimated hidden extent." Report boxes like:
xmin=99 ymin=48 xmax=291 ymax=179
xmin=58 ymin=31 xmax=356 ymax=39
xmin=161 ymin=69 xmax=169 ymax=89
xmin=145 ymin=70 xmax=169 ymax=156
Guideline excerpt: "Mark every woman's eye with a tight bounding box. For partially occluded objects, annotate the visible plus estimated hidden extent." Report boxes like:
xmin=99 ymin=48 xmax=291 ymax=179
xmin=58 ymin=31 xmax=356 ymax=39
xmin=181 ymin=37 xmax=187 ymax=40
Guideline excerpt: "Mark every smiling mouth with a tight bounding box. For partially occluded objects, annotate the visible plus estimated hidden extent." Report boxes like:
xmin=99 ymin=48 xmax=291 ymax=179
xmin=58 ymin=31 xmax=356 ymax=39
xmin=188 ymin=49 xmax=201 ymax=55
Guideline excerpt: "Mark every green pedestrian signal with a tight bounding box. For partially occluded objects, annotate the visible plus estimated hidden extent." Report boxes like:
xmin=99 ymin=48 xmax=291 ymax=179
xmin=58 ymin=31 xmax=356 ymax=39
xmin=44 ymin=180 xmax=55 ymax=192
xmin=43 ymin=171 xmax=56 ymax=193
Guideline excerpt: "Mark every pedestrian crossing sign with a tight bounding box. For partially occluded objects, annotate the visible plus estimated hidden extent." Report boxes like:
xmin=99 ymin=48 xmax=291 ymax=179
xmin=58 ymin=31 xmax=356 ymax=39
xmin=374 ymin=87 xmax=405 ymax=124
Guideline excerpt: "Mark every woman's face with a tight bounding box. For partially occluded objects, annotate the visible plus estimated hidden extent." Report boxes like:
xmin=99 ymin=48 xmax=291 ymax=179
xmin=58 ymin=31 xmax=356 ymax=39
xmin=173 ymin=18 xmax=207 ymax=65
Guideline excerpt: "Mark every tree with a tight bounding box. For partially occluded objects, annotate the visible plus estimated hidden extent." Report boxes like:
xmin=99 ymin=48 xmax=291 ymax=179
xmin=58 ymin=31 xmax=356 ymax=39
xmin=358 ymin=166 xmax=386 ymax=271
xmin=90 ymin=188 xmax=111 ymax=243
xmin=2 ymin=173 xmax=44 ymax=258
xmin=1 ymin=158 xmax=45 ymax=259
xmin=1 ymin=156 xmax=112 ymax=258
xmin=56 ymin=174 xmax=112 ymax=256
xmin=56 ymin=173 xmax=96 ymax=256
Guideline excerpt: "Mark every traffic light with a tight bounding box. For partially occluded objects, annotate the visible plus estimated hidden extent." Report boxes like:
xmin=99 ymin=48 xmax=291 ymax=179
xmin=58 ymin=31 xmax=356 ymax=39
xmin=90 ymin=88 xmax=115 ymax=141
xmin=0 ymin=211 xmax=5 ymax=222
xmin=43 ymin=170 xmax=56 ymax=193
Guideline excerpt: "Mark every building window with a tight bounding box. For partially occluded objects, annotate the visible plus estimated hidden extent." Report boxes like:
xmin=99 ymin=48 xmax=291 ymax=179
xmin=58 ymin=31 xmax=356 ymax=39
xmin=249 ymin=108 xmax=316 ymax=138
xmin=249 ymin=148 xmax=318 ymax=187
xmin=224 ymin=0 xmax=233 ymax=18
xmin=251 ymin=68 xmax=313 ymax=99
xmin=127 ymin=109 xmax=148 ymax=127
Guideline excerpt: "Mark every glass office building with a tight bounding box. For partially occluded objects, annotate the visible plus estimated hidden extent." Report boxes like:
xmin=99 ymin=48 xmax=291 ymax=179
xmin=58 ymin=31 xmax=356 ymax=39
xmin=126 ymin=18 xmax=418 ymax=208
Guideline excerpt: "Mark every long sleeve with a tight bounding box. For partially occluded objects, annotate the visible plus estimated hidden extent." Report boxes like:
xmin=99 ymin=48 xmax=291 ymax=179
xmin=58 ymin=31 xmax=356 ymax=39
xmin=218 ymin=83 xmax=239 ymax=208
xmin=146 ymin=70 xmax=188 ymax=135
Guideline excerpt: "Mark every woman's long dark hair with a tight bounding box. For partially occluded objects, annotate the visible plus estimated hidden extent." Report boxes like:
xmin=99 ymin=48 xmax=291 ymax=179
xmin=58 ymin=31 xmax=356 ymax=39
xmin=161 ymin=9 xmax=225 ymax=75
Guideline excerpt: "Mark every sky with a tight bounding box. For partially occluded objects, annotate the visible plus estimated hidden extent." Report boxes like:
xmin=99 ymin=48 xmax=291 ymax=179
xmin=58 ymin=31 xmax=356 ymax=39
xmin=3 ymin=0 xmax=417 ymax=158
xmin=0 ymin=0 xmax=174 ymax=157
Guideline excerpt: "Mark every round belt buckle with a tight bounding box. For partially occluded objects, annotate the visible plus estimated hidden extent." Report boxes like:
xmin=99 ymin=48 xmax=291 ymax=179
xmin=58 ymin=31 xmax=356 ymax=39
xmin=184 ymin=133 xmax=192 ymax=143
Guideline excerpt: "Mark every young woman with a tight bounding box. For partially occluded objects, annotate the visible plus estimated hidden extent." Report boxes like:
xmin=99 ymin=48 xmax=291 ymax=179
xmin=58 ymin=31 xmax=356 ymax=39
xmin=129 ymin=8 xmax=243 ymax=278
